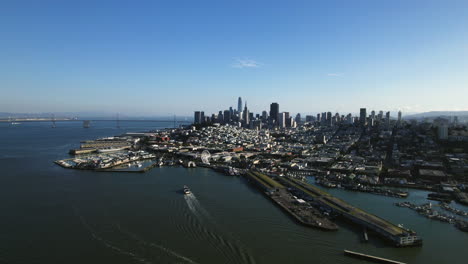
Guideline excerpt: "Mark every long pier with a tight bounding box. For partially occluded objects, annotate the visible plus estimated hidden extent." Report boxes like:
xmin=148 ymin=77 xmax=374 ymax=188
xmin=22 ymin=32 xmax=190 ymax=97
xmin=277 ymin=177 xmax=422 ymax=247
xmin=245 ymin=171 xmax=338 ymax=230
xmin=344 ymin=250 xmax=406 ymax=264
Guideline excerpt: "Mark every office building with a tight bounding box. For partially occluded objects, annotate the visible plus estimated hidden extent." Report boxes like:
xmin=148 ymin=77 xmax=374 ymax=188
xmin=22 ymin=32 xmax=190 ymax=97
xmin=194 ymin=111 xmax=202 ymax=124
xmin=270 ymin=103 xmax=279 ymax=124
xmin=243 ymin=102 xmax=250 ymax=126
xmin=278 ymin=112 xmax=286 ymax=128
xmin=224 ymin=110 xmax=231 ymax=124
xmin=386 ymin=111 xmax=391 ymax=128
xmin=360 ymin=108 xmax=367 ymax=126
xmin=284 ymin=112 xmax=291 ymax=127
xmin=398 ymin=111 xmax=402 ymax=126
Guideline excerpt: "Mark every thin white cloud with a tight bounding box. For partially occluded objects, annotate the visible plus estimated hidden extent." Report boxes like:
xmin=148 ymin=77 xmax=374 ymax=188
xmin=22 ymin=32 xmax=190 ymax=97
xmin=327 ymin=73 xmax=342 ymax=77
xmin=231 ymin=58 xmax=263 ymax=69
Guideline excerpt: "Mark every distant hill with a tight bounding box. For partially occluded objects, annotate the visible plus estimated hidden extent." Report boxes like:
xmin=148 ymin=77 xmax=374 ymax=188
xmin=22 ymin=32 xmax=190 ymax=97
xmin=404 ymin=111 xmax=468 ymax=120
xmin=0 ymin=112 xmax=192 ymax=121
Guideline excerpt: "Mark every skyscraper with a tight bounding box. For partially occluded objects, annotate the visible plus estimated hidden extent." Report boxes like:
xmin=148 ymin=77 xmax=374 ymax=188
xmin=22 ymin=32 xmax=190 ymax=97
xmin=270 ymin=102 xmax=279 ymax=124
xmin=295 ymin=113 xmax=301 ymax=124
xmin=326 ymin=112 xmax=332 ymax=126
xmin=243 ymin=102 xmax=249 ymax=126
xmin=278 ymin=112 xmax=286 ymax=128
xmin=194 ymin=111 xmax=201 ymax=124
xmin=378 ymin=111 xmax=383 ymax=120
xmin=284 ymin=112 xmax=291 ymax=127
xmin=398 ymin=111 xmax=402 ymax=125
xmin=386 ymin=111 xmax=391 ymax=129
xmin=360 ymin=108 xmax=367 ymax=126
xmin=237 ymin=97 xmax=242 ymax=113
xmin=224 ymin=110 xmax=231 ymax=124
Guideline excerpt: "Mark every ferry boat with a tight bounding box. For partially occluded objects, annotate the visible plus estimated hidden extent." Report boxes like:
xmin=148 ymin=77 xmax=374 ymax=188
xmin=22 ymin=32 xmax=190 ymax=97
xmin=183 ymin=185 xmax=191 ymax=195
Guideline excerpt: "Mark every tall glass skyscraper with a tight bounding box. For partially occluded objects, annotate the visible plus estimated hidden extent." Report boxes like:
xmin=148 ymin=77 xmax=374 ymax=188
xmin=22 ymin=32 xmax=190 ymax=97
xmin=237 ymin=97 xmax=242 ymax=113
xmin=270 ymin=102 xmax=279 ymax=124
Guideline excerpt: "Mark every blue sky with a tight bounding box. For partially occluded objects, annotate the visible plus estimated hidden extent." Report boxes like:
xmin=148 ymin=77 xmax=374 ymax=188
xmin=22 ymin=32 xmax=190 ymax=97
xmin=1 ymin=0 xmax=467 ymax=116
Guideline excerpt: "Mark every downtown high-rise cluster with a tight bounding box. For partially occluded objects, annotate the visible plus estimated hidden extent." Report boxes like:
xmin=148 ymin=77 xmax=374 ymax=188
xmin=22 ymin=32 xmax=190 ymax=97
xmin=194 ymin=97 xmax=402 ymax=130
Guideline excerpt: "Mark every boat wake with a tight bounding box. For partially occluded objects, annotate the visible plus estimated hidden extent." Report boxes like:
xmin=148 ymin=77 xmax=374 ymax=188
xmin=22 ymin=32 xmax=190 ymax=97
xmin=75 ymin=210 xmax=153 ymax=264
xmin=115 ymin=224 xmax=199 ymax=264
xmin=75 ymin=208 xmax=198 ymax=264
xmin=183 ymin=193 xmax=256 ymax=264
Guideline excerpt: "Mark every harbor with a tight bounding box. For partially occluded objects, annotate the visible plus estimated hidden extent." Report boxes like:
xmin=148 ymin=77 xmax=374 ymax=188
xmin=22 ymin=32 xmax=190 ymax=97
xmin=3 ymin=121 xmax=468 ymax=264
xmin=245 ymin=171 xmax=338 ymax=230
xmin=277 ymin=176 xmax=422 ymax=247
xmin=395 ymin=201 xmax=468 ymax=232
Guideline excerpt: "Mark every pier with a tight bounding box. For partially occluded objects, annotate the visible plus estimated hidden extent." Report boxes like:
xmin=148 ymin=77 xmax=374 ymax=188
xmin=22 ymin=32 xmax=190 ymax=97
xmin=344 ymin=250 xmax=406 ymax=264
xmin=245 ymin=171 xmax=338 ymax=230
xmin=277 ymin=177 xmax=422 ymax=247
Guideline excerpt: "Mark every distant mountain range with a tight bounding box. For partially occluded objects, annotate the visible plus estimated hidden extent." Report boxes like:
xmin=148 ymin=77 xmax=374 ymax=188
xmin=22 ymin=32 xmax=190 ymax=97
xmin=404 ymin=111 xmax=468 ymax=119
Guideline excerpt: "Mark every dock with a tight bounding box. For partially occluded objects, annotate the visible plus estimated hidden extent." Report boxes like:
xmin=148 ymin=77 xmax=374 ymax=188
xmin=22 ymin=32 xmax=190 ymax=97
xmin=245 ymin=171 xmax=338 ymax=230
xmin=277 ymin=177 xmax=422 ymax=247
xmin=344 ymin=250 xmax=406 ymax=264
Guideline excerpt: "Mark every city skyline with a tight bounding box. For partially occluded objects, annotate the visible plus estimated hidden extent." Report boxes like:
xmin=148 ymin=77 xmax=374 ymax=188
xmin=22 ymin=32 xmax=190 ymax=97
xmin=1 ymin=0 xmax=468 ymax=115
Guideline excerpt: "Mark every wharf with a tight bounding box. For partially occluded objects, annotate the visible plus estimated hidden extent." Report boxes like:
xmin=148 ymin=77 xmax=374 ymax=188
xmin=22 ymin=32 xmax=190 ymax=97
xmin=278 ymin=177 xmax=422 ymax=247
xmin=344 ymin=250 xmax=406 ymax=264
xmin=245 ymin=171 xmax=337 ymax=230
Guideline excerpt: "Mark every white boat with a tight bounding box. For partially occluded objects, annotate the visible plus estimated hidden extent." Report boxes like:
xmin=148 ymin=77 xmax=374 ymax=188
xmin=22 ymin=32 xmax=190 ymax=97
xmin=183 ymin=185 xmax=191 ymax=195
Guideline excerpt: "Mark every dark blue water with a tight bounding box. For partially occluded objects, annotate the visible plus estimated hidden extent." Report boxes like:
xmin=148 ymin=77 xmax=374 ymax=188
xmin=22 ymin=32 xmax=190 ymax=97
xmin=0 ymin=121 xmax=467 ymax=264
